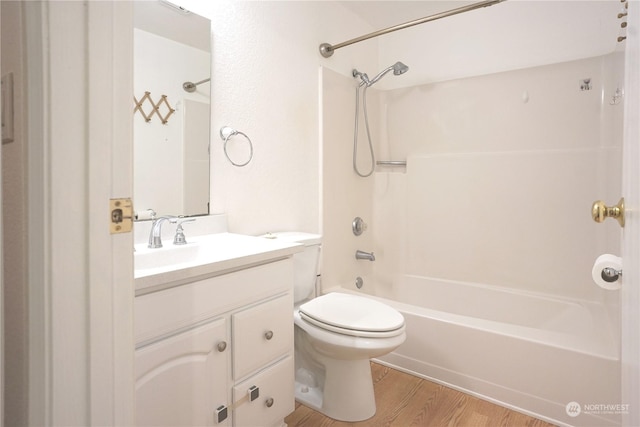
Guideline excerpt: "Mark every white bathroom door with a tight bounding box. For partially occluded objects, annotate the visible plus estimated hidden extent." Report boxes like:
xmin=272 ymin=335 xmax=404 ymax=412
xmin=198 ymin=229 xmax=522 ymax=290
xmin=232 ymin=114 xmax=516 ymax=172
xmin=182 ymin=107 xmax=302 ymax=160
xmin=621 ymin=2 xmax=639 ymax=425
xmin=25 ymin=1 xmax=135 ymax=426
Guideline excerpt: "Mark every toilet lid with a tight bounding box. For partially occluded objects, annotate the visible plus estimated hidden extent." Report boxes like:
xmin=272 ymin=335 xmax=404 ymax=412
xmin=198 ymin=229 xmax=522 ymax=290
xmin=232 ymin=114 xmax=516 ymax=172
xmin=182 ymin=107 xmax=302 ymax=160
xmin=299 ymin=293 xmax=405 ymax=333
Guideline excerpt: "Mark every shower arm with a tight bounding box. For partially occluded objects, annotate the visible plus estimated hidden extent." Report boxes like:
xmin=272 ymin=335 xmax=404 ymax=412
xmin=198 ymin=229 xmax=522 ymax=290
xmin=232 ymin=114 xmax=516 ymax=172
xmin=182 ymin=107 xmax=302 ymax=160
xmin=182 ymin=78 xmax=211 ymax=93
xmin=319 ymin=0 xmax=505 ymax=58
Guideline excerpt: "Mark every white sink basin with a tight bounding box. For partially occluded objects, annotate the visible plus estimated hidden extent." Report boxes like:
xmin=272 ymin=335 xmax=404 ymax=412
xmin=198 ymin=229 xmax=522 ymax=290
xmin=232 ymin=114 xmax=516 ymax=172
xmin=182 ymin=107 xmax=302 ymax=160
xmin=135 ymin=243 xmax=203 ymax=271
xmin=134 ymin=232 xmax=303 ymax=293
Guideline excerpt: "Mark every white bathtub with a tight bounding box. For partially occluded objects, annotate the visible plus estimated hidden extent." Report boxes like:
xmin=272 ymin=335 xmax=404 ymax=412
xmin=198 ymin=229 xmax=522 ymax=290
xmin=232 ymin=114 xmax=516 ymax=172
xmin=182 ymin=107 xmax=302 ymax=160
xmin=327 ymin=275 xmax=622 ymax=427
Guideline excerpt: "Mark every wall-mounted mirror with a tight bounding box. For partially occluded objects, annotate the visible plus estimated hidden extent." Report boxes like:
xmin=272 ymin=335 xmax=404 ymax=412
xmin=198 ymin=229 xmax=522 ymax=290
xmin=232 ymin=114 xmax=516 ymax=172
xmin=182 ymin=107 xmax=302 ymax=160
xmin=133 ymin=0 xmax=211 ymax=219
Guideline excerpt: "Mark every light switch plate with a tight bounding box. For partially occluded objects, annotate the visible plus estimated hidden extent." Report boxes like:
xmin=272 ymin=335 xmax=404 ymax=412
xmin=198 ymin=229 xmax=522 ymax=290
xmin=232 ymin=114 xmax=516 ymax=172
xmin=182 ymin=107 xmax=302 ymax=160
xmin=1 ymin=72 xmax=14 ymax=144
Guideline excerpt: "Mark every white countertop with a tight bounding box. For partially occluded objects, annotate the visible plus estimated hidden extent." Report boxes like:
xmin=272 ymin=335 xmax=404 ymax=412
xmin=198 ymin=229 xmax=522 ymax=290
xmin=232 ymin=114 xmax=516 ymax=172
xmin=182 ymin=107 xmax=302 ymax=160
xmin=135 ymin=232 xmax=304 ymax=295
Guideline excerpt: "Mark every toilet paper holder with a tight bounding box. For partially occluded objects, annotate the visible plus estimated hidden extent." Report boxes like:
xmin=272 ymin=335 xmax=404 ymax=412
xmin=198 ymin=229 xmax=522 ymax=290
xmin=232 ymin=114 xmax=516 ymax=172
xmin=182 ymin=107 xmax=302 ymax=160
xmin=601 ymin=267 xmax=622 ymax=283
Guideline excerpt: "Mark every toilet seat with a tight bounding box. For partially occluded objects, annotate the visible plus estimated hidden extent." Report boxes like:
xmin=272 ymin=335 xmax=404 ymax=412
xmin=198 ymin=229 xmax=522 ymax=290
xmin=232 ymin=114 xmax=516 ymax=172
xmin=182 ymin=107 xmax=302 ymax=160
xmin=298 ymin=293 xmax=405 ymax=338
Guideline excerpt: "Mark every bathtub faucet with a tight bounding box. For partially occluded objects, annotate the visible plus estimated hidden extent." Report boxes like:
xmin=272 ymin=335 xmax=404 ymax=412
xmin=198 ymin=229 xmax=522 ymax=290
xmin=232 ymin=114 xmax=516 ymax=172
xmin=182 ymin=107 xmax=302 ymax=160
xmin=355 ymin=250 xmax=375 ymax=261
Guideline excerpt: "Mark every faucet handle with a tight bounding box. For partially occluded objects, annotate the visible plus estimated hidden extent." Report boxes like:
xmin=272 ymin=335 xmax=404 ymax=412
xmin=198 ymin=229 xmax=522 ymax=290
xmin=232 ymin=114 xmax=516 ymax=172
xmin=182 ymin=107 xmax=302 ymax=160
xmin=173 ymin=218 xmax=196 ymax=245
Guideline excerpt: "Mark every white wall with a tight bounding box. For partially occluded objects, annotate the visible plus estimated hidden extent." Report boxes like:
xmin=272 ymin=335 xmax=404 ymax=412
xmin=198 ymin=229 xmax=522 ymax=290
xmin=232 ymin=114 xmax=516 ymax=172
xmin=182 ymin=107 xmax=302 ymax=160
xmin=173 ymin=0 xmax=379 ymax=236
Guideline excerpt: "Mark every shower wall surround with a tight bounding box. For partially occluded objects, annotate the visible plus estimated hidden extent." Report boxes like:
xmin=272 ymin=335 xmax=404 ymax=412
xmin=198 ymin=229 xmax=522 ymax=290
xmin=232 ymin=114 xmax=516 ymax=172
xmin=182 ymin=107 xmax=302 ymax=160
xmin=374 ymin=53 xmax=623 ymax=304
xmin=323 ymin=51 xmax=623 ymax=309
xmin=322 ymin=71 xmax=380 ymax=289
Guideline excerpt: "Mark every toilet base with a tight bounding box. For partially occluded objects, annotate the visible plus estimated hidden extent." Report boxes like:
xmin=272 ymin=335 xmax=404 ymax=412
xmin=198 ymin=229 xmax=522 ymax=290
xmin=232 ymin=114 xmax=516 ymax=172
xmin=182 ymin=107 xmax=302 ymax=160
xmin=294 ymin=359 xmax=376 ymax=422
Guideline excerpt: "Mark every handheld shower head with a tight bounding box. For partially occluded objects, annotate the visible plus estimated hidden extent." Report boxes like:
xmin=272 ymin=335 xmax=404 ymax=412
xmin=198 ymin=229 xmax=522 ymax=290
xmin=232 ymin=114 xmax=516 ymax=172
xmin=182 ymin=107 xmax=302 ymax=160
xmin=366 ymin=61 xmax=410 ymax=86
xmin=351 ymin=61 xmax=410 ymax=178
xmin=392 ymin=61 xmax=409 ymax=76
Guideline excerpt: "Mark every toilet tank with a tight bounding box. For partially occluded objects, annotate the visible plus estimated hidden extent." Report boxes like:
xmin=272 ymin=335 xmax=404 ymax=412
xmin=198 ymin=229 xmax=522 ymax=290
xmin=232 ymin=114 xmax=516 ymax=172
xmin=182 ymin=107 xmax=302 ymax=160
xmin=263 ymin=232 xmax=321 ymax=304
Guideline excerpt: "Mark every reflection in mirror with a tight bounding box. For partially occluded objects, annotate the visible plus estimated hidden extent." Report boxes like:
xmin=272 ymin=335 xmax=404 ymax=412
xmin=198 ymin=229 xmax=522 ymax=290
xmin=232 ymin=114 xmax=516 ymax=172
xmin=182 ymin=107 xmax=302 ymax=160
xmin=133 ymin=0 xmax=211 ymax=219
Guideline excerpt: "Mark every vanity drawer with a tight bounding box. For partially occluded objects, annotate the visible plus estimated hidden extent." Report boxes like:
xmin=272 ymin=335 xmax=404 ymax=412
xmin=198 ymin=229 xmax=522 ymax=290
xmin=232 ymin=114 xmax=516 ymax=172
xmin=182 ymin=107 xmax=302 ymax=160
xmin=233 ymin=356 xmax=294 ymax=427
xmin=232 ymin=293 xmax=293 ymax=379
xmin=135 ymin=259 xmax=293 ymax=345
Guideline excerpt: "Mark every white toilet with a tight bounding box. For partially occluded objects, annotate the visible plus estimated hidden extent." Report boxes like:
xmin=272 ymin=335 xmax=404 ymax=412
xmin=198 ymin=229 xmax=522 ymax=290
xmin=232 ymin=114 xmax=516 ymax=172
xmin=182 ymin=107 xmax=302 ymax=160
xmin=269 ymin=232 xmax=406 ymax=422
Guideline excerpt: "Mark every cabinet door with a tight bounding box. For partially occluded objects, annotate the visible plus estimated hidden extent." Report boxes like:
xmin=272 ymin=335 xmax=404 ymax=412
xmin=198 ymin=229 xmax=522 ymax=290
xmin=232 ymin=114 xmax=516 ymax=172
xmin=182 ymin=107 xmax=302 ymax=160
xmin=232 ymin=294 xmax=293 ymax=379
xmin=233 ymin=356 xmax=294 ymax=427
xmin=136 ymin=318 xmax=229 ymax=427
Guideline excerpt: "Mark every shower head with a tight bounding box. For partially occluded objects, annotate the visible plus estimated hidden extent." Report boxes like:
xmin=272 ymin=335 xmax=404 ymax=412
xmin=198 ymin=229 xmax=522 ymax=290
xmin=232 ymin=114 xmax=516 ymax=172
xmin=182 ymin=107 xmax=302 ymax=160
xmin=392 ymin=61 xmax=409 ymax=76
xmin=354 ymin=62 xmax=409 ymax=87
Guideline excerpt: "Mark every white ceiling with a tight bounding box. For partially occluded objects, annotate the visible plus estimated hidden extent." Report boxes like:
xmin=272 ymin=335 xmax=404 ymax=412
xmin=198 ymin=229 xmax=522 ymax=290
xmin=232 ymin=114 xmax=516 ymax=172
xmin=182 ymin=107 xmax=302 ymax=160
xmin=338 ymin=1 xmax=484 ymax=29
xmin=337 ymin=0 xmax=625 ymax=89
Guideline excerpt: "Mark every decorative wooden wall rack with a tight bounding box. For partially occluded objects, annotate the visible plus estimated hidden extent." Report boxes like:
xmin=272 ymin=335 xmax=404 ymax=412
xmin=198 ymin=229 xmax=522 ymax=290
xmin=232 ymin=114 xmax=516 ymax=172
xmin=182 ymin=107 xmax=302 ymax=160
xmin=133 ymin=91 xmax=175 ymax=124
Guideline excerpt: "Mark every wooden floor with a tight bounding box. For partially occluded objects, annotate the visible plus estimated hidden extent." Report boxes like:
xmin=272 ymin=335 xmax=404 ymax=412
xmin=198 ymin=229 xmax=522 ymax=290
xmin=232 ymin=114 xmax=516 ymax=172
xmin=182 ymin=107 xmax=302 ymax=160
xmin=284 ymin=362 xmax=556 ymax=427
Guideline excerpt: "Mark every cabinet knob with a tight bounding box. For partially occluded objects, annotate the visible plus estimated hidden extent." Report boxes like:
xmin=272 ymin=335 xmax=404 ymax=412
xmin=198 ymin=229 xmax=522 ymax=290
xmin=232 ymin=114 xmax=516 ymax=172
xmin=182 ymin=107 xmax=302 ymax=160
xmin=217 ymin=341 xmax=227 ymax=352
xmin=265 ymin=397 xmax=274 ymax=408
xmin=264 ymin=330 xmax=274 ymax=340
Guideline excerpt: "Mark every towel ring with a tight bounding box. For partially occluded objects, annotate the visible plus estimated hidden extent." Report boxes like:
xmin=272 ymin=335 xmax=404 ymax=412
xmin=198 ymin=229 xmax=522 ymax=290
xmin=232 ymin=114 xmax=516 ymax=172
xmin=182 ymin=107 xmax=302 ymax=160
xmin=220 ymin=126 xmax=253 ymax=167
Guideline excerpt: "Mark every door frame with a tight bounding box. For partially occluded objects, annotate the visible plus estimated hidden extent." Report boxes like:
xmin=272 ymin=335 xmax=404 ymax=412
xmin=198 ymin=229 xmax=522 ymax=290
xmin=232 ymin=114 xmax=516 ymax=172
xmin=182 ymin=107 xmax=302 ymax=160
xmin=621 ymin=1 xmax=640 ymax=425
xmin=25 ymin=1 xmax=134 ymax=425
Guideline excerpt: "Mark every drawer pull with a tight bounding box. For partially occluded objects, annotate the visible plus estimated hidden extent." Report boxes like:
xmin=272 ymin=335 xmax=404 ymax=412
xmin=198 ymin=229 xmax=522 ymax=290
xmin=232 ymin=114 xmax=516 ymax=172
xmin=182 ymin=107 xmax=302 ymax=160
xmin=217 ymin=341 xmax=227 ymax=352
xmin=214 ymin=405 xmax=228 ymax=423
xmin=248 ymin=385 xmax=260 ymax=402
xmin=265 ymin=397 xmax=274 ymax=408
xmin=264 ymin=330 xmax=274 ymax=340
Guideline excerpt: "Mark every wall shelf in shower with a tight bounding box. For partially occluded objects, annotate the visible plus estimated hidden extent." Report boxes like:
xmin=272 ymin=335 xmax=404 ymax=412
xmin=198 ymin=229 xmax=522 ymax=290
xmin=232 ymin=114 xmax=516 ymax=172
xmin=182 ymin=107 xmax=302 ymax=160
xmin=376 ymin=161 xmax=407 ymax=166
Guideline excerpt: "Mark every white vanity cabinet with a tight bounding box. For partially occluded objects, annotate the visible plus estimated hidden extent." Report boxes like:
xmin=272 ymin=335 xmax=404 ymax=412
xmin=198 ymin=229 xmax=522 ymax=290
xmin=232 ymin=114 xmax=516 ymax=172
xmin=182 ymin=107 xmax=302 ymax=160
xmin=136 ymin=317 xmax=230 ymax=426
xmin=135 ymin=259 xmax=295 ymax=427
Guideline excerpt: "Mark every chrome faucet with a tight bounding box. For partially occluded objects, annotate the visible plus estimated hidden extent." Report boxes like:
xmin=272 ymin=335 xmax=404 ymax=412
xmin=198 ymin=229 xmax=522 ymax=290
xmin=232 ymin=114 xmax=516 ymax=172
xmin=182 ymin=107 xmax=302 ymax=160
xmin=355 ymin=250 xmax=375 ymax=261
xmin=148 ymin=216 xmax=177 ymax=248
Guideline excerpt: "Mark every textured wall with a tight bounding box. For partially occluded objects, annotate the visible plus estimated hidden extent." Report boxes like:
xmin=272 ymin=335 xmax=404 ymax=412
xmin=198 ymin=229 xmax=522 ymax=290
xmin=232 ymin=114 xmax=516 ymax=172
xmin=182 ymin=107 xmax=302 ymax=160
xmin=174 ymin=0 xmax=379 ymax=236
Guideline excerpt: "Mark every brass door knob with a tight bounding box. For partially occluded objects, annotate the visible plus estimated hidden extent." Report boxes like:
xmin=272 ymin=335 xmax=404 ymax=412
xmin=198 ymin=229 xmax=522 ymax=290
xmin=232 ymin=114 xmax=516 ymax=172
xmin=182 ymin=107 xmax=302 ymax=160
xmin=592 ymin=197 xmax=625 ymax=227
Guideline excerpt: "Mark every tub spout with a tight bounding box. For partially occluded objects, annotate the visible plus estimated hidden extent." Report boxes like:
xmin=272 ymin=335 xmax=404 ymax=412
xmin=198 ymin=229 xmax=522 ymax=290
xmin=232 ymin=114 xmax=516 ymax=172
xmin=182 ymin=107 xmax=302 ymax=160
xmin=355 ymin=250 xmax=375 ymax=261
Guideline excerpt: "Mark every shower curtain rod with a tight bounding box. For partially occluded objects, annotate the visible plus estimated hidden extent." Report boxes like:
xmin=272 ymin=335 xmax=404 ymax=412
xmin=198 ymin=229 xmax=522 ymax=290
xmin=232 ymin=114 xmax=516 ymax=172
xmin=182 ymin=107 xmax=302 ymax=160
xmin=319 ymin=0 xmax=506 ymax=58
